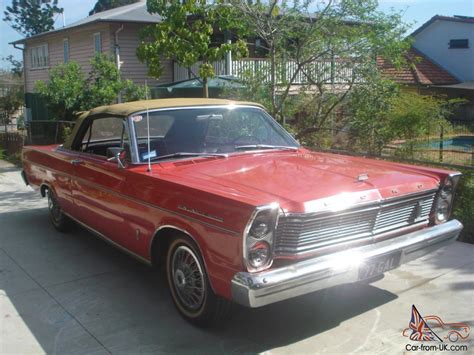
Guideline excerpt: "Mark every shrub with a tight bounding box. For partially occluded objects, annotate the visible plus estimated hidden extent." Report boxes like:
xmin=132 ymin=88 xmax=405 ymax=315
xmin=453 ymin=168 xmax=474 ymax=243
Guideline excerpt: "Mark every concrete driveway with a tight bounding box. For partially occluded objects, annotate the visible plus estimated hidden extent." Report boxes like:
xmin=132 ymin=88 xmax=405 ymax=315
xmin=0 ymin=159 xmax=473 ymax=354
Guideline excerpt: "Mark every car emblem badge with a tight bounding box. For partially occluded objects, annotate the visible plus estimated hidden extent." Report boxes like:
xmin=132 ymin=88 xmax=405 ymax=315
xmin=357 ymin=173 xmax=369 ymax=182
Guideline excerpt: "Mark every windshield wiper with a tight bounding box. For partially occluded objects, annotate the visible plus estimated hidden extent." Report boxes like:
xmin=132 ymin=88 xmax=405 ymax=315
xmin=149 ymin=152 xmax=228 ymax=162
xmin=234 ymin=144 xmax=299 ymax=151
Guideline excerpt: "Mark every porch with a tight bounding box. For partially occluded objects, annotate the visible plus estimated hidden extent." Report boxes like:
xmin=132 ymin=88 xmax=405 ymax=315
xmin=173 ymin=57 xmax=359 ymax=85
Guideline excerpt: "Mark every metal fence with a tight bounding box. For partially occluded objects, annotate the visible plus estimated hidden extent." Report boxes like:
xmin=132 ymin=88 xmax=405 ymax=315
xmin=0 ymin=131 xmax=26 ymax=156
xmin=308 ymin=119 xmax=474 ymax=168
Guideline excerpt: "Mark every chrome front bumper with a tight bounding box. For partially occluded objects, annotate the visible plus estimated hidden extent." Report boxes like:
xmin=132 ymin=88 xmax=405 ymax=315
xmin=232 ymin=220 xmax=463 ymax=308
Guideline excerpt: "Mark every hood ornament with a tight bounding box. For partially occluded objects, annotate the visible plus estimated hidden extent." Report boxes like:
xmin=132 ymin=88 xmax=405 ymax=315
xmin=357 ymin=173 xmax=369 ymax=182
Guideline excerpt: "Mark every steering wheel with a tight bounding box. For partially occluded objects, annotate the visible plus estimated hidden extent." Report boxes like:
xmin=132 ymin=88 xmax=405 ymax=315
xmin=232 ymin=135 xmax=261 ymax=145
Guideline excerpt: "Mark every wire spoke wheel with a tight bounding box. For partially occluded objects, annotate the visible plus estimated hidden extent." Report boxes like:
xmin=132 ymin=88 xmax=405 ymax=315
xmin=48 ymin=191 xmax=62 ymax=224
xmin=171 ymin=245 xmax=205 ymax=311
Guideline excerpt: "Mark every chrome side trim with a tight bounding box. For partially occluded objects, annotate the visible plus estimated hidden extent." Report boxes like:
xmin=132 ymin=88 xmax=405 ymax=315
xmin=24 ymin=160 xmax=240 ymax=236
xmin=64 ymin=212 xmax=152 ymax=266
xmin=177 ymin=205 xmax=224 ymax=223
xmin=232 ymin=219 xmax=463 ymax=308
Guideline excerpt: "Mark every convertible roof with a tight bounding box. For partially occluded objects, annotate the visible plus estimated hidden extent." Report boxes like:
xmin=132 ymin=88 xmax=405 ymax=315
xmin=85 ymin=98 xmax=262 ymax=117
xmin=63 ymin=98 xmax=263 ymax=149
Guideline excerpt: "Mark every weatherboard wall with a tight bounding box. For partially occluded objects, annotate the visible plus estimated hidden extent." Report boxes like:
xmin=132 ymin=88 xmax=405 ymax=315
xmin=109 ymin=23 xmax=172 ymax=87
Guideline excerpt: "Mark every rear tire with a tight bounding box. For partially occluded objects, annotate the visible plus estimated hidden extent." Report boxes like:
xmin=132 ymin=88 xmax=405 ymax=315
xmin=47 ymin=189 xmax=71 ymax=232
xmin=165 ymin=235 xmax=232 ymax=326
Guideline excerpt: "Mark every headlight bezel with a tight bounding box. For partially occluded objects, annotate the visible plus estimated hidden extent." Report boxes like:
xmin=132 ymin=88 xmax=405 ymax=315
xmin=433 ymin=173 xmax=461 ymax=225
xmin=243 ymin=203 xmax=280 ymax=272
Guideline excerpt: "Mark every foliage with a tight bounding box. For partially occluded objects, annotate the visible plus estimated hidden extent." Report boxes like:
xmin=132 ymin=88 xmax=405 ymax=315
xmin=2 ymin=55 xmax=23 ymax=78
xmin=3 ymin=0 xmax=63 ymax=37
xmin=36 ymin=55 xmax=148 ymax=120
xmin=89 ymin=0 xmax=140 ymax=15
xmin=36 ymin=62 xmax=85 ymax=121
xmin=227 ymin=0 xmax=410 ymax=138
xmin=349 ymin=84 xmax=465 ymax=154
xmin=453 ymin=168 xmax=474 ymax=244
xmin=0 ymin=67 xmax=24 ymax=127
xmin=138 ymin=0 xmax=249 ymax=97
xmin=0 ymin=86 xmax=24 ymax=124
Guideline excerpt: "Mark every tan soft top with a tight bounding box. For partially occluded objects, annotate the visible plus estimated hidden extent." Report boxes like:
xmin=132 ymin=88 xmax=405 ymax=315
xmin=63 ymin=98 xmax=263 ymax=149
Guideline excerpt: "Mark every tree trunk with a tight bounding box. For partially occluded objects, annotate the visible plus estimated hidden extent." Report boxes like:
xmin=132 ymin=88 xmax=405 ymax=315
xmin=203 ymin=76 xmax=209 ymax=98
xmin=270 ymin=45 xmax=277 ymax=117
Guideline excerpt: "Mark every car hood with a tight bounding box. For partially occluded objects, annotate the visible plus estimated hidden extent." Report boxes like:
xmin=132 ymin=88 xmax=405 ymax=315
xmin=167 ymin=150 xmax=442 ymax=213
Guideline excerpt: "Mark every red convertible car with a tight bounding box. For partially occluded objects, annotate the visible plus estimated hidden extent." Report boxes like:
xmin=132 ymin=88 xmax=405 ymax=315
xmin=22 ymin=98 xmax=463 ymax=325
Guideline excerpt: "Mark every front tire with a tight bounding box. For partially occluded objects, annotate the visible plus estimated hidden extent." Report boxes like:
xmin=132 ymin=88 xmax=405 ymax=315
xmin=166 ymin=236 xmax=232 ymax=326
xmin=47 ymin=189 xmax=71 ymax=232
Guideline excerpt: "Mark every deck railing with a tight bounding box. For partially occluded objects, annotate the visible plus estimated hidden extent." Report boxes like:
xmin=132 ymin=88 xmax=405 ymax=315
xmin=173 ymin=58 xmax=360 ymax=84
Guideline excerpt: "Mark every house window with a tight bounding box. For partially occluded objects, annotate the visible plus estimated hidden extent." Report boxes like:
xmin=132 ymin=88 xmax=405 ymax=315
xmin=63 ymin=38 xmax=69 ymax=62
xmin=449 ymin=39 xmax=469 ymax=49
xmin=93 ymin=32 xmax=102 ymax=53
xmin=31 ymin=44 xmax=49 ymax=69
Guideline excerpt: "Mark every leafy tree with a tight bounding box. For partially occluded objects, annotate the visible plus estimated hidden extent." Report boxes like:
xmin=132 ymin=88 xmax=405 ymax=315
xmin=0 ymin=64 xmax=24 ymax=132
xmin=35 ymin=62 xmax=85 ymax=121
xmin=348 ymin=75 xmax=400 ymax=154
xmin=2 ymin=55 xmax=23 ymax=78
xmin=89 ymin=0 xmax=140 ymax=16
xmin=3 ymin=0 xmax=63 ymax=37
xmin=228 ymin=0 xmax=410 ymax=140
xmin=349 ymin=82 xmax=465 ymax=155
xmin=36 ymin=55 xmax=148 ymax=120
xmin=137 ymin=0 xmax=249 ymax=98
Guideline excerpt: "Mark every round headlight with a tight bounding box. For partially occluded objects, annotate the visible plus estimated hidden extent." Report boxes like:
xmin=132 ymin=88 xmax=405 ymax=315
xmin=440 ymin=185 xmax=453 ymax=199
xmin=250 ymin=217 xmax=270 ymax=238
xmin=248 ymin=241 xmax=271 ymax=269
xmin=436 ymin=199 xmax=450 ymax=222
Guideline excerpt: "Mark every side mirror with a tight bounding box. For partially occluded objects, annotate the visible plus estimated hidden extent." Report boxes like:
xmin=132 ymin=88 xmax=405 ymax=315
xmin=106 ymin=147 xmax=126 ymax=168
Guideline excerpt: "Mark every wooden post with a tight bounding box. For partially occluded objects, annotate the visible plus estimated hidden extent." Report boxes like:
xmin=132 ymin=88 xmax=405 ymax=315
xmin=3 ymin=112 xmax=9 ymax=153
xmin=439 ymin=125 xmax=444 ymax=163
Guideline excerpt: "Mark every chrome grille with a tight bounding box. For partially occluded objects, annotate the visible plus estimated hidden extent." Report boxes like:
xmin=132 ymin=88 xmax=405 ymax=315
xmin=274 ymin=191 xmax=436 ymax=255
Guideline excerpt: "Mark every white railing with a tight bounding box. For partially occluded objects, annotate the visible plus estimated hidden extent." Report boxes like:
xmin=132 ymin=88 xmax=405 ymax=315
xmin=173 ymin=58 xmax=360 ymax=84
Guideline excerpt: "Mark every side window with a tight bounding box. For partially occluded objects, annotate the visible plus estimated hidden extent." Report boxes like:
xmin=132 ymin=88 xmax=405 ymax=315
xmin=93 ymin=32 xmax=102 ymax=53
xmin=75 ymin=116 xmax=129 ymax=157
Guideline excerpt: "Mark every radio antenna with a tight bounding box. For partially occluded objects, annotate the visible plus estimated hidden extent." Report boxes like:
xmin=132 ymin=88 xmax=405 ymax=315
xmin=145 ymin=80 xmax=152 ymax=172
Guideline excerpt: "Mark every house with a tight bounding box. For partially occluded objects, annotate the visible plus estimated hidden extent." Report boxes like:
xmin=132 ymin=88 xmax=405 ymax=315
xmin=13 ymin=1 xmax=366 ymax=121
xmin=411 ymin=15 xmax=474 ymax=82
xmin=377 ymin=47 xmax=459 ymax=90
xmin=411 ymin=15 xmax=474 ymax=121
xmin=379 ymin=16 xmax=474 ymax=121
xmin=11 ymin=1 xmax=172 ymax=121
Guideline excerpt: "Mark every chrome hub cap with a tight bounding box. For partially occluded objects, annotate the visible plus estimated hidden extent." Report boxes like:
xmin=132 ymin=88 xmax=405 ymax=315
xmin=171 ymin=245 xmax=205 ymax=311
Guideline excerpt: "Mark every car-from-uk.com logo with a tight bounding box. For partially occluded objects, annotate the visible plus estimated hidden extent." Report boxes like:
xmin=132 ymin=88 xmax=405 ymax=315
xmin=402 ymin=305 xmax=470 ymax=352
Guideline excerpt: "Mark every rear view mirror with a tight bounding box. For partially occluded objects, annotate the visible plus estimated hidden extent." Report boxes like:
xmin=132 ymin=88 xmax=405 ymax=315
xmin=106 ymin=147 xmax=126 ymax=168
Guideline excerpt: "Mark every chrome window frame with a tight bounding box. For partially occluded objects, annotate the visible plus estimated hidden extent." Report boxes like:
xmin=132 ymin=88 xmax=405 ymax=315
xmin=126 ymin=105 xmax=300 ymax=165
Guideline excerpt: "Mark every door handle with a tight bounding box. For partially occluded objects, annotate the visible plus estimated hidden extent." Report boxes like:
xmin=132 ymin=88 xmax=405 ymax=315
xmin=71 ymin=159 xmax=84 ymax=166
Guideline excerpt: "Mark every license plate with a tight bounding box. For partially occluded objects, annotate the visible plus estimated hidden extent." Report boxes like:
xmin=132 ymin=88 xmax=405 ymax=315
xmin=358 ymin=252 xmax=402 ymax=281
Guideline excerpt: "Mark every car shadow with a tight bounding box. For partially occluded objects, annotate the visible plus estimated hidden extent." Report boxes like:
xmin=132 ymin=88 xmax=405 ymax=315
xmin=1 ymin=207 xmax=399 ymax=354
xmin=0 ymin=165 xmax=21 ymax=174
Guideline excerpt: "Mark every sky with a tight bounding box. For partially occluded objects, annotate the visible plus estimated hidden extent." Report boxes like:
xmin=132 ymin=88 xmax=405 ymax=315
xmin=1 ymin=0 xmax=473 ymax=70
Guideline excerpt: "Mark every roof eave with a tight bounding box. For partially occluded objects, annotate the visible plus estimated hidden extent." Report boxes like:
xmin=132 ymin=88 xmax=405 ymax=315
xmin=9 ymin=18 xmax=159 ymax=46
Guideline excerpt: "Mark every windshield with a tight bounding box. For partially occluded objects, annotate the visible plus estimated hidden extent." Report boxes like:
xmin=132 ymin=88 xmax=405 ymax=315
xmin=131 ymin=106 xmax=299 ymax=162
